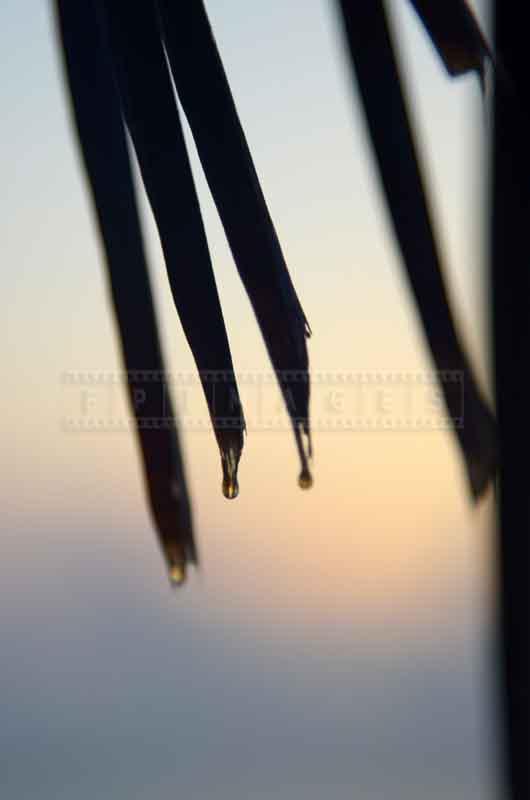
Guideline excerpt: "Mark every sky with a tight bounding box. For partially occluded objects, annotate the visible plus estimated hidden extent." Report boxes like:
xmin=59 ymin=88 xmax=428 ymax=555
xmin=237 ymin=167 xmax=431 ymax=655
xmin=1 ymin=1 xmax=500 ymax=798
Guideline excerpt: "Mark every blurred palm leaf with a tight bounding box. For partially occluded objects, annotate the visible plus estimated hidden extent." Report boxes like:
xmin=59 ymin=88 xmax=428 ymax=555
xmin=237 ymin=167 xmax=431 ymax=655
xmin=408 ymin=0 xmax=492 ymax=79
xmin=336 ymin=0 xmax=497 ymax=498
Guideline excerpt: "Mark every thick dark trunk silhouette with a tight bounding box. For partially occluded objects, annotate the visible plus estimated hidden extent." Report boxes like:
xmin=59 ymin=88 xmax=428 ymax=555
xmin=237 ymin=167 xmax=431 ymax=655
xmin=491 ymin=2 xmax=530 ymax=797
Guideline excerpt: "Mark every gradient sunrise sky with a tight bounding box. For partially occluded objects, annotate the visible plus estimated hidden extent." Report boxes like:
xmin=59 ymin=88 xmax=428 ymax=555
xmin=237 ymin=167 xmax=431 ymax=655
xmin=1 ymin=1 xmax=499 ymax=798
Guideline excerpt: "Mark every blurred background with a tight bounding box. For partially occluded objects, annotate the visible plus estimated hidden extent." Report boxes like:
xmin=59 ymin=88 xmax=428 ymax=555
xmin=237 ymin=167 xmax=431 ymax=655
xmin=1 ymin=0 xmax=499 ymax=797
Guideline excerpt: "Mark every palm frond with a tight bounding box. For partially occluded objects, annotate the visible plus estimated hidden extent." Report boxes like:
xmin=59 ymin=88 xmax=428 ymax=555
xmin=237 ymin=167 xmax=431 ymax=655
xmin=99 ymin=0 xmax=245 ymax=499
xmin=156 ymin=0 xmax=313 ymax=486
xmin=408 ymin=0 xmax=491 ymax=80
xmin=336 ymin=0 xmax=497 ymax=498
xmin=55 ymin=0 xmax=196 ymax=582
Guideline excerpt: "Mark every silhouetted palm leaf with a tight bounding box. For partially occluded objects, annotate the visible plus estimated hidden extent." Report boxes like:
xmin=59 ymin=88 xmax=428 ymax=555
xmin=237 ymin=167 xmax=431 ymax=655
xmin=408 ymin=0 xmax=492 ymax=80
xmin=99 ymin=0 xmax=245 ymax=500
xmin=156 ymin=0 xmax=313 ymax=486
xmin=336 ymin=0 xmax=497 ymax=498
xmin=55 ymin=0 xmax=196 ymax=583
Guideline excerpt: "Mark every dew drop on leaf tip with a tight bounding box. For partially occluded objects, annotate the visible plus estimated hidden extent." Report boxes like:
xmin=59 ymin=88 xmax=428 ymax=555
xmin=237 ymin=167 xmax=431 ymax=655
xmin=169 ymin=564 xmax=186 ymax=587
xmin=298 ymin=467 xmax=313 ymax=490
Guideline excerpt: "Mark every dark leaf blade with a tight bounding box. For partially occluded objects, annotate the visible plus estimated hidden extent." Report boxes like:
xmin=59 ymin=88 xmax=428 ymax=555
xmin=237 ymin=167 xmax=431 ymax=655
xmin=55 ymin=0 xmax=196 ymax=582
xmin=156 ymin=0 xmax=312 ymax=486
xmin=337 ymin=0 xmax=497 ymax=499
xmin=98 ymin=0 xmax=245 ymax=498
xmin=408 ymin=0 xmax=492 ymax=79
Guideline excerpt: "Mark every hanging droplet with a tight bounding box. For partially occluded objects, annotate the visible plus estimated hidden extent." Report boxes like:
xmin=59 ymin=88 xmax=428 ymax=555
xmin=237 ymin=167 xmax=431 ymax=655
xmin=169 ymin=563 xmax=186 ymax=586
xmin=298 ymin=466 xmax=313 ymax=490
xmin=293 ymin=420 xmax=313 ymax=489
xmin=222 ymin=476 xmax=239 ymax=499
xmin=220 ymin=436 xmax=241 ymax=500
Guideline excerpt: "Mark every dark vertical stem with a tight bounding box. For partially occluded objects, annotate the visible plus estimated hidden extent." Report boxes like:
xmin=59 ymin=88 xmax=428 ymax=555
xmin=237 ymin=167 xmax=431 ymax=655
xmin=491 ymin=2 xmax=530 ymax=796
xmin=55 ymin=0 xmax=196 ymax=581
xmin=336 ymin=0 xmax=497 ymax=498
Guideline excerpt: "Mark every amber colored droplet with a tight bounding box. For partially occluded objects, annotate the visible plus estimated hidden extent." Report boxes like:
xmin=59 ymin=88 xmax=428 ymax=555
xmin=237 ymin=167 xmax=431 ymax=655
xmin=221 ymin=440 xmax=241 ymax=500
xmin=222 ymin=477 xmax=239 ymax=500
xmin=298 ymin=468 xmax=313 ymax=490
xmin=169 ymin=564 xmax=186 ymax=586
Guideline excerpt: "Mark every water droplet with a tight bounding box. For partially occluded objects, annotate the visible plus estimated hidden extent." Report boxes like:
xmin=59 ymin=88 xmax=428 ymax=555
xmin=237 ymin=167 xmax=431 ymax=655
xmin=298 ymin=467 xmax=313 ymax=490
xmin=169 ymin=564 xmax=186 ymax=586
xmin=220 ymin=439 xmax=241 ymax=500
xmin=222 ymin=477 xmax=239 ymax=499
xmin=293 ymin=421 xmax=313 ymax=489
